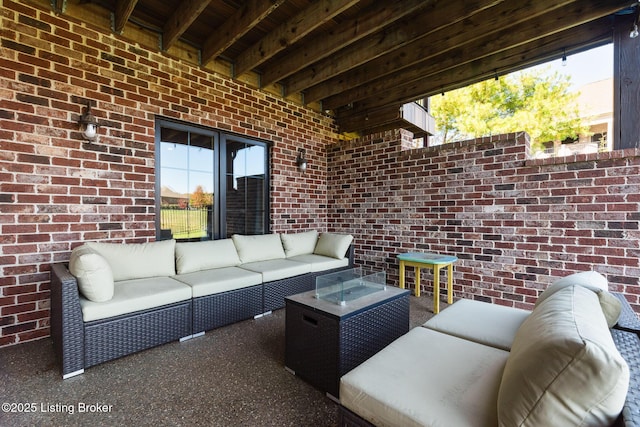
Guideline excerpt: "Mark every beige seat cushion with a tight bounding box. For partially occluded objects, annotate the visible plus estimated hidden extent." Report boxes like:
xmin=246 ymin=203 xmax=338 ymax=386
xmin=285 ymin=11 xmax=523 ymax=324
xmin=423 ymin=299 xmax=530 ymax=351
xmin=79 ymin=277 xmax=191 ymax=322
xmin=537 ymin=271 xmax=621 ymax=327
xmin=340 ymin=327 xmax=509 ymax=427
xmin=232 ymin=234 xmax=286 ymax=263
xmin=69 ymin=245 xmax=114 ymax=302
xmin=173 ymin=267 xmax=262 ymax=297
xmin=498 ymin=285 xmax=629 ymax=427
xmin=175 ymin=239 xmax=241 ymax=274
xmin=86 ymin=240 xmax=176 ymax=281
xmin=314 ymin=233 xmax=353 ymax=259
xmin=286 ymin=254 xmax=349 ymax=272
xmin=281 ymin=230 xmax=318 ymax=257
xmin=239 ymin=259 xmax=312 ymax=282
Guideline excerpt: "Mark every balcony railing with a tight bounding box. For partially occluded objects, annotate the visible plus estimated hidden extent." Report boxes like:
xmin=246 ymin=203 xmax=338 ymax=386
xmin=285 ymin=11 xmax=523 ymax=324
xmin=400 ymin=102 xmax=436 ymax=137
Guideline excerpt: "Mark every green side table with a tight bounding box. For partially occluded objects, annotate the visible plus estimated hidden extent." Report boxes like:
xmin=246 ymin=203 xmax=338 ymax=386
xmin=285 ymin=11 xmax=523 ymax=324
xmin=397 ymin=252 xmax=458 ymax=313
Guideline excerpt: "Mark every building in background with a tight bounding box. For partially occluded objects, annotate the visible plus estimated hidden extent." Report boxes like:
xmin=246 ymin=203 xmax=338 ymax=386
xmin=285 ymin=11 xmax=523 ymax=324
xmin=540 ymin=78 xmax=613 ymax=157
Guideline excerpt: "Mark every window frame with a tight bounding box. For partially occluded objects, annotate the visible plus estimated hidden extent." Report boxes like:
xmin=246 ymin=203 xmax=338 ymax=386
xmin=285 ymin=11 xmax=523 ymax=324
xmin=154 ymin=117 xmax=271 ymax=241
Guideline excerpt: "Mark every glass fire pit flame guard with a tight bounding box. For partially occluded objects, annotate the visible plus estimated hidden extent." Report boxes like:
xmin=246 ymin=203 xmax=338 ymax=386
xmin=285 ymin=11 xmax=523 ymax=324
xmin=315 ymin=267 xmax=386 ymax=305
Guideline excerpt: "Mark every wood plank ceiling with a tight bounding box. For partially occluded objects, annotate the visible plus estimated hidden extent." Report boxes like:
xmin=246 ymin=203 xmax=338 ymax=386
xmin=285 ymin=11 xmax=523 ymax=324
xmin=67 ymin=0 xmax=636 ymax=136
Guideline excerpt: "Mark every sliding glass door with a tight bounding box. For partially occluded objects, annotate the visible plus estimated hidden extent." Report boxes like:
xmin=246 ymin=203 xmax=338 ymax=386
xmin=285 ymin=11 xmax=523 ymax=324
xmin=155 ymin=119 xmax=269 ymax=240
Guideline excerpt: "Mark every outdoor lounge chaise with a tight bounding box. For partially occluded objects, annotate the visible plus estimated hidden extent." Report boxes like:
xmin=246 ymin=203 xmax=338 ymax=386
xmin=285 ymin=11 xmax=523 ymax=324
xmin=338 ymin=271 xmax=640 ymax=427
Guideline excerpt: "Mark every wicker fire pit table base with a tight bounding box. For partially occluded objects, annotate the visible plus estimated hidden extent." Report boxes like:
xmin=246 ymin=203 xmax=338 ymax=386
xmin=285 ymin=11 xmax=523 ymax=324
xmin=284 ymin=269 xmax=409 ymax=399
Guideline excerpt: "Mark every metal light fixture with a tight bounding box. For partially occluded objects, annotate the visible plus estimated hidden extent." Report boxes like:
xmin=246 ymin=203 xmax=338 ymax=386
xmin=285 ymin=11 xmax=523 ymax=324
xmin=632 ymin=5 xmax=640 ymax=38
xmin=296 ymin=148 xmax=307 ymax=172
xmin=78 ymin=102 xmax=99 ymax=142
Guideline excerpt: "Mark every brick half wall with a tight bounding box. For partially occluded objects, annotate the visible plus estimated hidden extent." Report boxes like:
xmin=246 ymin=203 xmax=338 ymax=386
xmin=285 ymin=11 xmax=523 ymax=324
xmin=328 ymin=129 xmax=640 ymax=311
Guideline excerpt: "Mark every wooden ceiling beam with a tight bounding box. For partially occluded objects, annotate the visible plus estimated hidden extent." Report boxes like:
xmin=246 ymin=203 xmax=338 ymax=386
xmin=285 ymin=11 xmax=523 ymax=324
xmin=283 ymin=0 xmax=506 ymax=97
xmin=308 ymin=0 xmax=579 ymax=106
xmin=422 ymin=31 xmax=611 ymax=98
xmin=114 ymin=0 xmax=138 ymax=34
xmin=260 ymin=0 xmax=430 ymax=87
xmin=162 ymin=0 xmax=213 ymax=50
xmin=201 ymin=0 xmax=287 ymax=66
xmin=326 ymin=0 xmax=629 ymax=112
xmin=233 ymin=0 xmax=360 ymax=78
xmin=336 ymin=105 xmax=402 ymax=134
xmin=335 ymin=17 xmax=614 ymax=131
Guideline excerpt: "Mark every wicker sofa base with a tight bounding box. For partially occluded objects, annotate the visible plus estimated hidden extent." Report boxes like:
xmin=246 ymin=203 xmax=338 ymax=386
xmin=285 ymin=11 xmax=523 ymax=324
xmin=338 ymin=406 xmax=375 ymax=427
xmin=193 ymin=284 xmax=264 ymax=332
xmin=264 ymin=274 xmax=314 ymax=312
xmin=84 ymin=301 xmax=192 ymax=369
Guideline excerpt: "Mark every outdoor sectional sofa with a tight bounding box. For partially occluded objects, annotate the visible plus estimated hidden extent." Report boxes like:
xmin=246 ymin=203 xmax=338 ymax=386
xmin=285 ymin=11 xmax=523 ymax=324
xmin=338 ymin=271 xmax=640 ymax=427
xmin=50 ymin=230 xmax=354 ymax=379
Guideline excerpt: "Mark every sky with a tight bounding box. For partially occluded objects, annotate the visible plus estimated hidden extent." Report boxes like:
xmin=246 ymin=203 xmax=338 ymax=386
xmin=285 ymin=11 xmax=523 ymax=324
xmin=527 ymin=43 xmax=613 ymax=91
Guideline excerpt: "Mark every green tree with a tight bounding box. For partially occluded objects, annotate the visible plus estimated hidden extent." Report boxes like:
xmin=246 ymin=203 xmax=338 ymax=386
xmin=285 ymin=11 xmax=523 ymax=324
xmin=430 ymin=68 xmax=590 ymax=154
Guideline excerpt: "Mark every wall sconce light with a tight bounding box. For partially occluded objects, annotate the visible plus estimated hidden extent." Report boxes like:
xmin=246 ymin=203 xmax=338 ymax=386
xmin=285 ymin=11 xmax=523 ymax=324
xmin=296 ymin=148 xmax=307 ymax=172
xmin=631 ymin=5 xmax=640 ymax=38
xmin=78 ymin=102 xmax=99 ymax=142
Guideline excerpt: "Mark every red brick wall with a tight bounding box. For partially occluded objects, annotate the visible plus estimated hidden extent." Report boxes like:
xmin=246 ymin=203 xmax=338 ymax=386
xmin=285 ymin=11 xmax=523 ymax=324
xmin=0 ymin=0 xmax=334 ymax=346
xmin=328 ymin=130 xmax=640 ymax=311
xmin=2 ymin=0 xmax=639 ymax=349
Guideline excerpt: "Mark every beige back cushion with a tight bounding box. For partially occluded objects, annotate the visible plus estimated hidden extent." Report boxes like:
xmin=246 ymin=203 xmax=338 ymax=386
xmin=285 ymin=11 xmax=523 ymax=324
xmin=175 ymin=239 xmax=241 ymax=274
xmin=313 ymin=233 xmax=353 ymax=259
xmin=231 ymin=234 xmax=285 ymax=263
xmin=281 ymin=230 xmax=318 ymax=257
xmin=86 ymin=240 xmax=176 ymax=281
xmin=69 ymin=245 xmax=114 ymax=302
xmin=498 ymin=285 xmax=629 ymax=427
xmin=536 ymin=271 xmax=621 ymax=327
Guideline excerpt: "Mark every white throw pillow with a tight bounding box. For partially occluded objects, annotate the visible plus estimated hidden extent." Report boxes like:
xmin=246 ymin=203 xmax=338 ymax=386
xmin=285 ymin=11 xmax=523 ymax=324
xmin=69 ymin=245 xmax=114 ymax=302
xmin=86 ymin=239 xmax=176 ymax=281
xmin=313 ymin=233 xmax=353 ymax=259
xmin=281 ymin=230 xmax=318 ymax=257
xmin=231 ymin=234 xmax=286 ymax=263
xmin=175 ymin=239 xmax=241 ymax=274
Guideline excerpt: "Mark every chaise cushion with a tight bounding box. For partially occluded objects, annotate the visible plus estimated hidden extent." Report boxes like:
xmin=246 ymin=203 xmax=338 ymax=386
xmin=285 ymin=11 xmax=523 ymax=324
xmin=173 ymin=266 xmax=262 ymax=297
xmin=175 ymin=239 xmax=241 ymax=274
xmin=232 ymin=234 xmax=286 ymax=263
xmin=423 ymin=299 xmax=530 ymax=351
xmin=498 ymin=285 xmax=629 ymax=427
xmin=313 ymin=233 xmax=353 ymax=259
xmin=340 ymin=327 xmax=509 ymax=427
xmin=69 ymin=245 xmax=114 ymax=302
xmin=536 ymin=271 xmax=621 ymax=327
xmin=239 ymin=259 xmax=311 ymax=282
xmin=281 ymin=230 xmax=318 ymax=257
xmin=79 ymin=277 xmax=192 ymax=322
xmin=86 ymin=240 xmax=176 ymax=281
